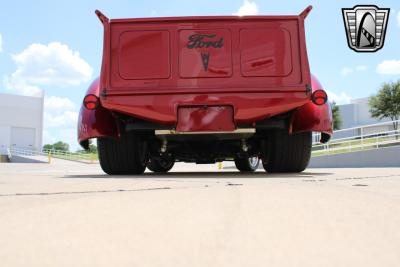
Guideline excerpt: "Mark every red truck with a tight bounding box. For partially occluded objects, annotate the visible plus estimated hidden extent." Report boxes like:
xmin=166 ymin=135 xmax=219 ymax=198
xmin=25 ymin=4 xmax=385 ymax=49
xmin=78 ymin=6 xmax=332 ymax=175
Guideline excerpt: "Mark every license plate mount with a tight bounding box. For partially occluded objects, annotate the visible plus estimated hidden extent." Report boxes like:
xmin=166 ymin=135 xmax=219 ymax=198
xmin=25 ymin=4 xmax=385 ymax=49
xmin=176 ymin=105 xmax=235 ymax=132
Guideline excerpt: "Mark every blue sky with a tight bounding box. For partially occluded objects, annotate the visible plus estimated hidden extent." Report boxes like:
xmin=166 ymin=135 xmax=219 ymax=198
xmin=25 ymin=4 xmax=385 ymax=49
xmin=1 ymin=0 xmax=400 ymax=151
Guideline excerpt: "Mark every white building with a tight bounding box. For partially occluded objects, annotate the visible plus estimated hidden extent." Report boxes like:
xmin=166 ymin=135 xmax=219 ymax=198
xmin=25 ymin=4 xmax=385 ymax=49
xmin=334 ymin=97 xmax=393 ymax=139
xmin=0 ymin=93 xmax=44 ymax=154
xmin=338 ymin=97 xmax=390 ymax=129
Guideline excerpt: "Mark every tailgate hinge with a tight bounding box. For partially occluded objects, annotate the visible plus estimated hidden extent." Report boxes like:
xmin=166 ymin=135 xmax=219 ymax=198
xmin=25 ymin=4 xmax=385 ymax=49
xmin=100 ymin=89 xmax=107 ymax=98
xmin=305 ymin=84 xmax=312 ymax=94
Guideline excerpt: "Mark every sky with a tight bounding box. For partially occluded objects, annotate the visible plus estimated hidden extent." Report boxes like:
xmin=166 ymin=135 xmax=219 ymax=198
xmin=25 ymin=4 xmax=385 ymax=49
xmin=1 ymin=0 xmax=400 ymax=151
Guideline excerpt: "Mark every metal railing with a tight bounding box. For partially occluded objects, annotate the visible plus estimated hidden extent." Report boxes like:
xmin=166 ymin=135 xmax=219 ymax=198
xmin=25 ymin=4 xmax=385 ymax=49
xmin=8 ymin=147 xmax=98 ymax=164
xmin=42 ymin=148 xmax=97 ymax=163
xmin=312 ymin=120 xmax=400 ymax=156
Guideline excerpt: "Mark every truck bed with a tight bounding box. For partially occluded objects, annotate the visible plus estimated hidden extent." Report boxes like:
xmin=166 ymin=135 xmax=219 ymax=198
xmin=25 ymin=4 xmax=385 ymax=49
xmin=96 ymin=7 xmax=313 ymax=125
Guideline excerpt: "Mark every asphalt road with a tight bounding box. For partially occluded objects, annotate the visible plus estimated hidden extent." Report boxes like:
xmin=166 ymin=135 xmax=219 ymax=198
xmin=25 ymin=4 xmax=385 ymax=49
xmin=1 ymin=160 xmax=400 ymax=267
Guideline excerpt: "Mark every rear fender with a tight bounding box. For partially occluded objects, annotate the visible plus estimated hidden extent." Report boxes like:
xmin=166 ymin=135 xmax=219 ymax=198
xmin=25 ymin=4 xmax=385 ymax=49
xmin=78 ymin=78 xmax=119 ymax=149
xmin=290 ymin=75 xmax=333 ymax=142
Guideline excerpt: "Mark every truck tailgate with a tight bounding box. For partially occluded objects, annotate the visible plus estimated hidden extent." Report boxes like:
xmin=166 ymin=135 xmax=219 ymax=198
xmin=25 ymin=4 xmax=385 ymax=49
xmin=96 ymin=7 xmax=312 ymax=97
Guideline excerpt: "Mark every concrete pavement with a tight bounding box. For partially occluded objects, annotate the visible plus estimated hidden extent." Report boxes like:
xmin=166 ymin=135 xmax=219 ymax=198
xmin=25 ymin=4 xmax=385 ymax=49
xmin=1 ymin=160 xmax=400 ymax=266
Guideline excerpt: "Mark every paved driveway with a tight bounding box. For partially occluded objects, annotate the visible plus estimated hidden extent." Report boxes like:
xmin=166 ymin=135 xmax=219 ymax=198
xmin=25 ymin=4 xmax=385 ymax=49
xmin=1 ymin=160 xmax=400 ymax=266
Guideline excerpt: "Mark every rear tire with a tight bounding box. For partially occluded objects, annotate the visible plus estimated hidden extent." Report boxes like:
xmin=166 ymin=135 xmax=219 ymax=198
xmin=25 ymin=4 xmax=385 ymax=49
xmin=147 ymin=157 xmax=175 ymax=173
xmin=262 ymin=131 xmax=312 ymax=173
xmin=234 ymin=156 xmax=260 ymax=172
xmin=97 ymin=133 xmax=148 ymax=175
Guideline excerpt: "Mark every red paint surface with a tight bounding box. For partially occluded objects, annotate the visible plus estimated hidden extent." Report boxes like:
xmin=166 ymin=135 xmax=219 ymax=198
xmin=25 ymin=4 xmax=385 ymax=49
xmin=101 ymin=13 xmax=311 ymax=95
xmin=78 ymin=7 xmax=333 ymax=145
xmin=291 ymin=75 xmax=333 ymax=135
xmin=179 ymin=29 xmax=232 ymax=78
xmin=77 ymin=79 xmax=119 ymax=146
xmin=118 ymin=30 xmax=171 ymax=79
xmin=97 ymin=12 xmax=312 ymax=122
xmin=176 ymin=106 xmax=235 ymax=132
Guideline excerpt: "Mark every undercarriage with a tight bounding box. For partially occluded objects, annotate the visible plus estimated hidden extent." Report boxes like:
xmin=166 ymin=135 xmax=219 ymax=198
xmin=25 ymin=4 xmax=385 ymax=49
xmin=96 ymin=113 xmax=312 ymax=175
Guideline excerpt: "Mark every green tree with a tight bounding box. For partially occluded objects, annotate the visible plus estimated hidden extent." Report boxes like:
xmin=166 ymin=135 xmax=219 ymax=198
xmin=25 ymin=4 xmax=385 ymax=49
xmin=43 ymin=141 xmax=70 ymax=152
xmin=331 ymin=101 xmax=342 ymax=130
xmin=369 ymin=80 xmax=400 ymax=131
xmin=43 ymin=144 xmax=54 ymax=151
xmin=53 ymin=141 xmax=69 ymax=152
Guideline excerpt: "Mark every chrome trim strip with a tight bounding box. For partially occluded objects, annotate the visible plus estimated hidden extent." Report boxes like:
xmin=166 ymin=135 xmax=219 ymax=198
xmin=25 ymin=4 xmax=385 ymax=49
xmin=155 ymin=128 xmax=256 ymax=135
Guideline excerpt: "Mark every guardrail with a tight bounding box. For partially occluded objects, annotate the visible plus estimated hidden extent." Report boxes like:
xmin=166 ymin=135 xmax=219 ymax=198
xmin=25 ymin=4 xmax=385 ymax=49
xmin=312 ymin=120 xmax=400 ymax=156
xmin=42 ymin=148 xmax=97 ymax=163
xmin=9 ymin=147 xmax=98 ymax=164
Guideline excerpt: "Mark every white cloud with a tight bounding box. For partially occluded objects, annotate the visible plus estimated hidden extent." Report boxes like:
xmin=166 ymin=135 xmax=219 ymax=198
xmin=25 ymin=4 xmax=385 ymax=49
xmin=326 ymin=90 xmax=352 ymax=105
xmin=340 ymin=67 xmax=353 ymax=76
xmin=12 ymin=42 xmax=93 ymax=86
xmin=3 ymin=75 xmax=43 ymax=96
xmin=3 ymin=42 xmax=88 ymax=150
xmin=44 ymin=96 xmax=75 ymax=111
xmin=341 ymin=65 xmax=368 ymax=76
xmin=233 ymin=0 xmax=259 ymax=16
xmin=0 ymin=33 xmax=3 ymax=53
xmin=43 ymin=96 xmax=79 ymax=151
xmin=397 ymin=11 xmax=400 ymax=28
xmin=42 ymin=130 xmax=56 ymax=146
xmin=355 ymin=65 xmax=368 ymax=71
xmin=4 ymin=42 xmax=93 ymax=96
xmin=376 ymin=60 xmax=400 ymax=75
xmin=44 ymin=110 xmax=78 ymax=128
xmin=43 ymin=128 xmax=79 ymax=152
xmin=59 ymin=128 xmax=79 ymax=151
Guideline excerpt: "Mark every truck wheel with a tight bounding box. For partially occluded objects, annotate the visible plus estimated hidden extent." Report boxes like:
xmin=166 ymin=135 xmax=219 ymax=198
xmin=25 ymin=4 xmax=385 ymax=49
xmin=97 ymin=133 xmax=148 ymax=175
xmin=234 ymin=156 xmax=260 ymax=172
xmin=262 ymin=131 xmax=312 ymax=173
xmin=147 ymin=157 xmax=175 ymax=173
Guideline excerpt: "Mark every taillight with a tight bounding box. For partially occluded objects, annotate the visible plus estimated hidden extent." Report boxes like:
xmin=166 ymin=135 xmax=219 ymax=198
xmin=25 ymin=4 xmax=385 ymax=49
xmin=311 ymin=90 xmax=328 ymax=105
xmin=83 ymin=94 xmax=99 ymax=110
